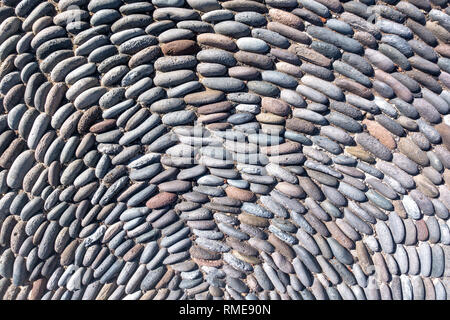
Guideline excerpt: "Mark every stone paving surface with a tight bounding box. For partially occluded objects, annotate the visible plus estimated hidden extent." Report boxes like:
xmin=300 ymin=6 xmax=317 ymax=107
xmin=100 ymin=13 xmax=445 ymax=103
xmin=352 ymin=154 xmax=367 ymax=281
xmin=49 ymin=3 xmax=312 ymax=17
xmin=0 ymin=0 xmax=449 ymax=300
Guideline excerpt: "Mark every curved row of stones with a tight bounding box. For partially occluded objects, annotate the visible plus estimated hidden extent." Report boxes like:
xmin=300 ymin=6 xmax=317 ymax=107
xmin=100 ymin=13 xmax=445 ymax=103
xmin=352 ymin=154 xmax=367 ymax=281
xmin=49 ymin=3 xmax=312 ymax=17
xmin=0 ymin=0 xmax=449 ymax=300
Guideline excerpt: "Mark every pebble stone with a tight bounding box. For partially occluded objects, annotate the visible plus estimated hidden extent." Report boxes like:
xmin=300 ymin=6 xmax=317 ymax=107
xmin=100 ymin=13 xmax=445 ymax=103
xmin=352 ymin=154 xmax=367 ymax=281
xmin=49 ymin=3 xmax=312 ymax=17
xmin=0 ymin=0 xmax=448 ymax=302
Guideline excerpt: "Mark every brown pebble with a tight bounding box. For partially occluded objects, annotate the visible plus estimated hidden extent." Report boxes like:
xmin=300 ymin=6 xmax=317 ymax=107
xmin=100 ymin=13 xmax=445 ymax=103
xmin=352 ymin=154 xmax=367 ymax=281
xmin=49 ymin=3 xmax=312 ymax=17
xmin=0 ymin=54 xmax=16 ymax=80
xmin=255 ymin=113 xmax=285 ymax=124
xmin=28 ymin=279 xmax=47 ymax=300
xmin=4 ymin=84 xmax=25 ymax=112
xmin=356 ymin=241 xmax=374 ymax=274
xmin=158 ymin=180 xmax=192 ymax=193
xmin=272 ymin=251 xmax=294 ymax=273
xmin=335 ymin=78 xmax=374 ymax=99
xmin=423 ymin=277 xmax=436 ymax=300
xmin=413 ymin=98 xmax=441 ymax=124
xmin=10 ymin=221 xmax=27 ymax=254
xmin=197 ymin=33 xmax=237 ymax=51
xmin=326 ymin=221 xmax=354 ymax=250
xmin=225 ymin=186 xmax=255 ymax=201
xmin=373 ymin=252 xmax=390 ymax=283
xmin=78 ymin=106 xmax=102 ymax=134
xmin=228 ymin=66 xmax=260 ymax=80
xmin=435 ymin=44 xmax=450 ymax=58
xmin=193 ymin=257 xmax=223 ymax=267
xmin=362 ymin=119 xmax=396 ymax=150
xmin=128 ymin=45 xmax=161 ymax=68
xmin=345 ymin=145 xmax=375 ymax=163
xmin=3 ymin=285 xmax=20 ymax=300
xmin=184 ymin=90 xmax=224 ymax=106
xmin=90 ymin=119 xmax=116 ymax=133
xmin=34 ymin=131 xmax=56 ymax=163
xmin=60 ymin=239 xmax=79 ymax=266
xmin=269 ymin=8 xmax=304 ymax=29
xmin=275 ymin=181 xmax=305 ymax=198
xmin=315 ymin=0 xmax=343 ymax=12
xmin=414 ymin=174 xmax=439 ymax=198
xmin=268 ymin=233 xmax=295 ymax=259
xmin=232 ymin=250 xmax=260 ymax=265
xmin=426 ymin=21 xmax=450 ymax=43
xmin=103 ymin=165 xmax=127 ymax=185
xmin=290 ymin=43 xmax=331 ymax=67
xmin=161 ymin=40 xmax=199 ymax=56
xmin=187 ymin=220 xmax=216 ymax=229
xmin=246 ymin=274 xmax=260 ymax=292
xmin=221 ymin=0 xmax=268 ymax=13
xmin=146 ymin=192 xmax=178 ymax=209
xmin=0 ymin=138 xmax=26 ymax=169
xmin=238 ymin=212 xmax=269 ymax=227
xmin=304 ymin=212 xmax=330 ymax=237
xmin=31 ymin=219 xmax=47 ymax=246
xmin=260 ymin=141 xmax=302 ymax=155
xmin=298 ymin=176 xmax=324 ymax=200
xmin=286 ymin=118 xmax=316 ymax=134
xmin=140 ymin=290 xmax=157 ymax=300
xmin=96 ymin=283 xmax=116 ymax=300
xmin=155 ymin=268 xmax=174 ymax=290
xmin=374 ymin=69 xmax=413 ymax=102
xmin=398 ymin=137 xmax=429 ymax=166
xmin=404 ymin=218 xmax=417 ymax=245
xmin=48 ymin=161 xmax=61 ymax=187
xmin=226 ymin=238 xmax=258 ymax=256
xmin=261 ymin=97 xmax=291 ymax=116
xmin=267 ymin=22 xmax=310 ymax=44
xmin=207 ymin=122 xmax=231 ymax=131
xmin=190 ymin=246 xmax=221 ymax=260
xmin=354 ymin=31 xmax=377 ymax=48
xmin=415 ymin=219 xmax=429 ymax=241
xmin=197 ymin=101 xmax=233 ymax=115
xmin=23 ymin=164 xmax=44 ymax=193
xmin=123 ymin=244 xmax=144 ymax=262
xmin=407 ymin=69 xmax=442 ymax=94
xmin=44 ymin=83 xmax=67 ymax=116
xmin=397 ymin=116 xmax=418 ymax=131
xmin=60 ymin=111 xmax=82 ymax=140
xmin=234 ymin=50 xmax=273 ymax=69
xmin=209 ymin=285 xmax=224 ymax=297
xmin=276 ymin=61 xmax=303 ymax=78
xmin=197 ymin=113 xmax=229 ymax=124
xmin=435 ymin=123 xmax=450 ymax=151
xmin=393 ymin=200 xmax=407 ymax=219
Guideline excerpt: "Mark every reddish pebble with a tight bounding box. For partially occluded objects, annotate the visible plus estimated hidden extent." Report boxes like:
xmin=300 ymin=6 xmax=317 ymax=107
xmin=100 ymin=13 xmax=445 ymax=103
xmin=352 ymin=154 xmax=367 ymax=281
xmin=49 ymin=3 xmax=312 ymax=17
xmin=435 ymin=123 xmax=450 ymax=151
xmin=89 ymin=119 xmax=116 ymax=133
xmin=29 ymin=278 xmax=47 ymax=300
xmin=161 ymin=40 xmax=199 ymax=55
xmin=197 ymin=101 xmax=233 ymax=115
xmin=146 ymin=192 xmax=178 ymax=209
xmin=225 ymin=186 xmax=255 ymax=201
xmin=262 ymin=97 xmax=291 ymax=116
xmin=362 ymin=119 xmax=397 ymax=150
xmin=415 ymin=219 xmax=429 ymax=241
xmin=197 ymin=33 xmax=237 ymax=51
xmin=269 ymin=8 xmax=305 ymax=30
